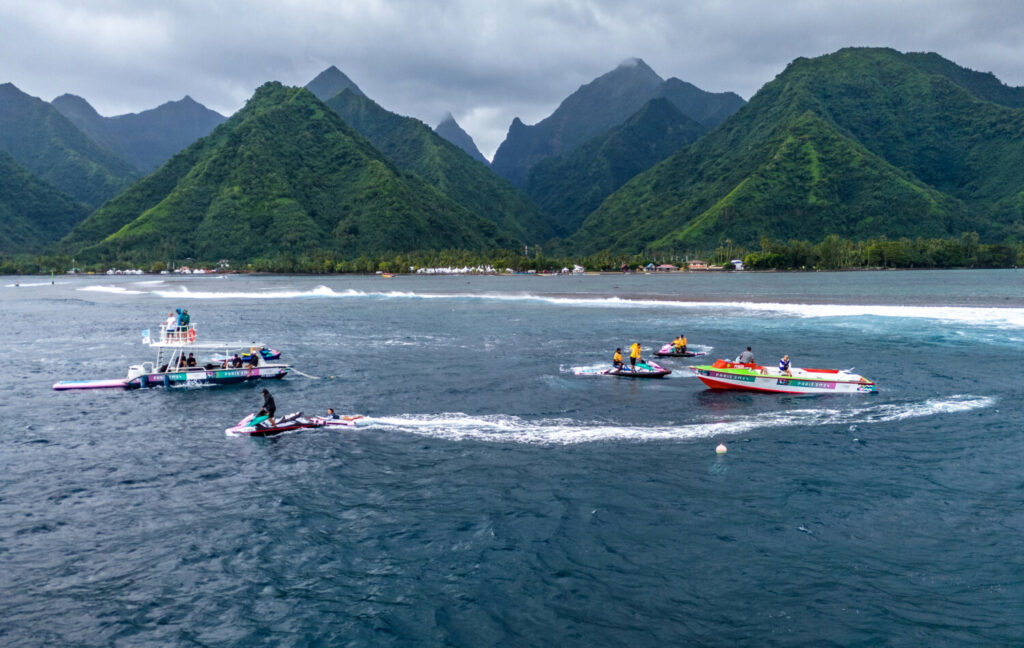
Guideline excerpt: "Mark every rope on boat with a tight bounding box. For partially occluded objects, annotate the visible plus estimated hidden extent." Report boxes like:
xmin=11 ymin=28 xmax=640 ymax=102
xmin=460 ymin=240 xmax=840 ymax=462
xmin=289 ymin=368 xmax=323 ymax=380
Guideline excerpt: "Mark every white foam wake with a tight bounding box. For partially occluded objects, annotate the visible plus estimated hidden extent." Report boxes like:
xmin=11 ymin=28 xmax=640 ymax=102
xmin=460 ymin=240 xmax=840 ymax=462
xmin=357 ymin=395 xmax=994 ymax=445
xmin=77 ymin=285 xmax=146 ymax=295
xmin=146 ymin=286 xmax=1024 ymax=329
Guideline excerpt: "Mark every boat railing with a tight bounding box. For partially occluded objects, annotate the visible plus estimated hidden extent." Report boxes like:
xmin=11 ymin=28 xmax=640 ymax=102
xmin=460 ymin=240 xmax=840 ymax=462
xmin=158 ymin=323 xmax=198 ymax=344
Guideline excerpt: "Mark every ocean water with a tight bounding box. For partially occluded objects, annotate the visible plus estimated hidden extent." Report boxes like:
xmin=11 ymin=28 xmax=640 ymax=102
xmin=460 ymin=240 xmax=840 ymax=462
xmin=1 ymin=270 xmax=1022 ymax=646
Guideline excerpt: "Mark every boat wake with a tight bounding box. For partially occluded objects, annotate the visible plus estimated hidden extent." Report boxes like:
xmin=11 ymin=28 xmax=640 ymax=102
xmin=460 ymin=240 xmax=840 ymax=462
xmin=358 ymin=395 xmax=994 ymax=445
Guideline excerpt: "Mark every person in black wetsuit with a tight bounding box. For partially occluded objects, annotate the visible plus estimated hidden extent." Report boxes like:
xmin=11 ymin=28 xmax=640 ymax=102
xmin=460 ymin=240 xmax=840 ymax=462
xmin=260 ymin=389 xmax=276 ymax=426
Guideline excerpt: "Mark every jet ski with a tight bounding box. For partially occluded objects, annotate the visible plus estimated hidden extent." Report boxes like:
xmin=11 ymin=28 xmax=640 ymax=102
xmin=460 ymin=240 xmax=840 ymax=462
xmin=225 ymin=411 xmax=324 ymax=437
xmin=250 ymin=347 xmax=281 ymax=361
xmin=654 ymin=343 xmax=707 ymax=358
xmin=212 ymin=346 xmax=281 ymax=364
xmin=574 ymin=361 xmax=672 ymax=378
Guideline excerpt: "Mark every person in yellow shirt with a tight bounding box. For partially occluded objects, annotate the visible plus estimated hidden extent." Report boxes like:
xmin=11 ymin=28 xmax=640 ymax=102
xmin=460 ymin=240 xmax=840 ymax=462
xmin=612 ymin=348 xmax=624 ymax=370
xmin=672 ymin=334 xmax=687 ymax=353
xmin=629 ymin=342 xmax=642 ymax=371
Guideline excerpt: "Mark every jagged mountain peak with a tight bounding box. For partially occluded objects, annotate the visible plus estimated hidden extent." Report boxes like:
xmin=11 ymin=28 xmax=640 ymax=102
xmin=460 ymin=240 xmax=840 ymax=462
xmin=305 ymin=65 xmax=365 ymax=101
xmin=434 ymin=111 xmax=488 ymax=164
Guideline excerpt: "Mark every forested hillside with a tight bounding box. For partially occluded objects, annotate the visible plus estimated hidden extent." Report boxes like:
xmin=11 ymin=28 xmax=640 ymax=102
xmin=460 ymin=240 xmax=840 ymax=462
xmin=0 ymin=83 xmax=138 ymax=209
xmin=324 ymin=89 xmax=554 ymax=242
xmin=569 ymin=48 xmax=1024 ymax=253
xmin=523 ymin=98 xmax=708 ymax=235
xmin=62 ymin=83 xmax=515 ymax=264
xmin=0 ymin=151 xmax=88 ymax=253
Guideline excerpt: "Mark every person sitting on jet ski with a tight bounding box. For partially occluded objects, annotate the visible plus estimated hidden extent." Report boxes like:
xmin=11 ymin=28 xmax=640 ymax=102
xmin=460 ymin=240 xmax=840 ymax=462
xmin=672 ymin=335 xmax=687 ymax=353
xmin=259 ymin=389 xmax=276 ymax=426
xmin=612 ymin=348 xmax=624 ymax=370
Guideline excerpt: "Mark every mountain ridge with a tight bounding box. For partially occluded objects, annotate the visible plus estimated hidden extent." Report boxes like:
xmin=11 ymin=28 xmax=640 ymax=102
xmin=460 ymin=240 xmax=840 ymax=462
xmin=63 ymin=83 xmax=515 ymax=263
xmin=52 ymin=93 xmax=226 ymax=173
xmin=0 ymin=82 xmax=139 ymax=209
xmin=323 ymin=89 xmax=554 ymax=243
xmin=490 ymin=59 xmax=744 ymax=185
xmin=567 ymin=47 xmax=1024 ymax=253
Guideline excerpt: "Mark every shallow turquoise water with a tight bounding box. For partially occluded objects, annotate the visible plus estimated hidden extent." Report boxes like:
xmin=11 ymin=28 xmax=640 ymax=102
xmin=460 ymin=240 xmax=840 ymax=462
xmin=2 ymin=270 xmax=1022 ymax=645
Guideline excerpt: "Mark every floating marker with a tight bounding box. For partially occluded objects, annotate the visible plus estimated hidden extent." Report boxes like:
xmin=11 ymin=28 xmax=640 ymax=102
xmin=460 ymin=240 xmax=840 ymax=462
xmin=716 ymin=443 xmax=727 ymax=454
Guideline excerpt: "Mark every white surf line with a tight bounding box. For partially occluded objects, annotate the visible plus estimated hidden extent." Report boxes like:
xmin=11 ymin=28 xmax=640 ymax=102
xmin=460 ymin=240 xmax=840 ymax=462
xmin=149 ymin=286 xmax=1024 ymax=329
xmin=356 ymin=395 xmax=994 ymax=445
xmin=5 ymin=281 xmax=72 ymax=287
xmin=76 ymin=285 xmax=146 ymax=295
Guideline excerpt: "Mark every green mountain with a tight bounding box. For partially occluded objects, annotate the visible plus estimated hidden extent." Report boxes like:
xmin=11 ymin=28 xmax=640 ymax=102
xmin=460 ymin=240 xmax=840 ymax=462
xmin=0 ymin=151 xmax=89 ymax=253
xmin=62 ymin=83 xmax=515 ymax=263
xmin=569 ymin=48 xmax=1024 ymax=252
xmin=0 ymin=83 xmax=139 ymax=209
xmin=522 ymin=98 xmax=708 ymax=235
xmin=902 ymin=52 xmax=1024 ymax=108
xmin=324 ymin=89 xmax=554 ymax=242
xmin=52 ymin=94 xmax=226 ymax=173
xmin=434 ymin=112 xmax=488 ymax=164
xmin=491 ymin=59 xmax=744 ymax=186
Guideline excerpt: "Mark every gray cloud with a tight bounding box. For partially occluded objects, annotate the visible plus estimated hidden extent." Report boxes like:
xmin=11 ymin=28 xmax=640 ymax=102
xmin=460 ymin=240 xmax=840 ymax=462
xmin=2 ymin=0 xmax=1022 ymax=158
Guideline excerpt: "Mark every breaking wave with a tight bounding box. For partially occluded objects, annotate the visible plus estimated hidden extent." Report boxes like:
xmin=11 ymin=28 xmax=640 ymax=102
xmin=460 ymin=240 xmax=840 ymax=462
xmin=77 ymin=285 xmax=146 ymax=295
xmin=142 ymin=286 xmax=1024 ymax=329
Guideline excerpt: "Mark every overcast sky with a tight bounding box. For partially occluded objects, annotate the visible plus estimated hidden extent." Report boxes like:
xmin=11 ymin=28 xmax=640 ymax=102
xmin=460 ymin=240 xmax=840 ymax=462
xmin=3 ymin=0 xmax=1023 ymax=159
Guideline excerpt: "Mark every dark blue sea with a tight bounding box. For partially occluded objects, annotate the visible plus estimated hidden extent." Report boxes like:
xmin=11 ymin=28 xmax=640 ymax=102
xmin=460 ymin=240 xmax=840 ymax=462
xmin=2 ymin=270 xmax=1022 ymax=646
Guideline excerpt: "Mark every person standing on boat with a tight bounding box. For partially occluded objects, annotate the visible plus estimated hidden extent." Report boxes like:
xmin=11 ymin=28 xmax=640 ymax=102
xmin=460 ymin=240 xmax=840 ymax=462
xmin=260 ymin=389 xmax=276 ymax=426
xmin=164 ymin=312 xmax=177 ymax=341
xmin=779 ymin=355 xmax=792 ymax=376
xmin=629 ymin=342 xmax=643 ymax=371
xmin=737 ymin=347 xmax=755 ymax=364
xmin=612 ymin=348 xmax=624 ymax=370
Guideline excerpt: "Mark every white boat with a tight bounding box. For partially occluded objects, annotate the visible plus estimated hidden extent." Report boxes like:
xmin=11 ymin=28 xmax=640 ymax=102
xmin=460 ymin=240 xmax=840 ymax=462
xmin=691 ymin=359 xmax=876 ymax=394
xmin=53 ymin=317 xmax=290 ymax=390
